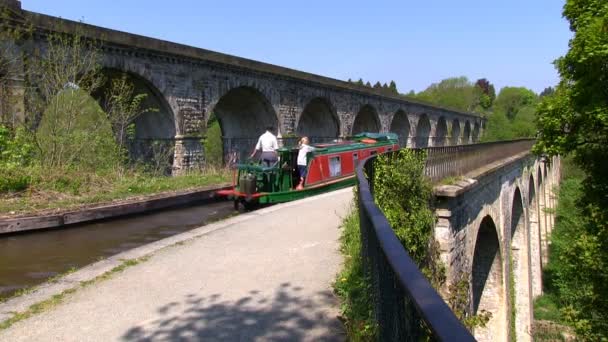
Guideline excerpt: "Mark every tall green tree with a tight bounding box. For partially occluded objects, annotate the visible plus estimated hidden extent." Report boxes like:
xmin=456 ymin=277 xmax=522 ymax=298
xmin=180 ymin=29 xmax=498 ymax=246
xmin=389 ymin=80 xmax=398 ymax=94
xmin=415 ymin=76 xmax=478 ymax=112
xmin=535 ymin=0 xmax=608 ymax=339
xmin=474 ymin=78 xmax=496 ymax=110
xmin=493 ymin=87 xmax=537 ymax=120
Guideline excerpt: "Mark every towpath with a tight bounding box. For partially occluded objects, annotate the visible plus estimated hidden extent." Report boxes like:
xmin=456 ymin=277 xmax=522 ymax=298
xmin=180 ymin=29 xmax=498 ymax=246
xmin=0 ymin=188 xmax=353 ymax=341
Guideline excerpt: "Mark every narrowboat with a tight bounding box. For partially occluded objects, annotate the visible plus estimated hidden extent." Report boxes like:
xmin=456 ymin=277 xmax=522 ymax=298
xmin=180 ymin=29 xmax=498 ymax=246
xmin=216 ymin=133 xmax=399 ymax=209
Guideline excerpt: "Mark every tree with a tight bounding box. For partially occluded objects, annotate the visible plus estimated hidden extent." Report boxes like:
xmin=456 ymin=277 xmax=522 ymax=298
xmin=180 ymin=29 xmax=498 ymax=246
xmin=28 ymin=32 xmax=119 ymax=170
xmin=474 ymin=78 xmax=496 ymax=110
xmin=389 ymin=80 xmax=398 ymax=94
xmin=493 ymin=87 xmax=537 ymax=120
xmin=415 ymin=76 xmax=478 ymax=112
xmin=539 ymin=86 xmax=555 ymax=97
xmin=356 ymin=78 xmax=364 ymax=86
xmin=373 ymin=81 xmax=382 ymax=89
xmin=347 ymin=78 xmax=352 ymax=83
xmin=102 ymin=73 xmax=155 ymax=153
xmin=535 ymin=0 xmax=608 ymax=338
xmin=365 ymin=81 xmax=371 ymax=87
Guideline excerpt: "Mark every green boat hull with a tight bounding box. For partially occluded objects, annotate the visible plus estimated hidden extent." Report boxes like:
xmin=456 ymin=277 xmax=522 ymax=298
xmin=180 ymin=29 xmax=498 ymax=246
xmin=258 ymin=176 xmax=355 ymax=204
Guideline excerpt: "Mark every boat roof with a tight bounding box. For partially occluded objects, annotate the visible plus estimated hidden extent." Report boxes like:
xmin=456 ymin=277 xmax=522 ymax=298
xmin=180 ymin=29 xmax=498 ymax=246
xmin=277 ymin=132 xmax=398 ymax=154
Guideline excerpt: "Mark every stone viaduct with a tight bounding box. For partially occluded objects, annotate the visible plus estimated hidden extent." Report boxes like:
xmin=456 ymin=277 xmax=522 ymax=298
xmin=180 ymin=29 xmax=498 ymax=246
xmin=1 ymin=0 xmax=484 ymax=173
xmin=433 ymin=153 xmax=560 ymax=341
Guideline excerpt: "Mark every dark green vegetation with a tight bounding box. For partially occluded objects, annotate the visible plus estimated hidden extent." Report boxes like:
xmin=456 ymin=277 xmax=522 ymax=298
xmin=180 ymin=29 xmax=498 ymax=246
xmin=0 ymin=21 xmax=228 ymax=215
xmin=335 ymin=150 xmax=489 ymax=341
xmin=532 ymin=159 xmax=584 ymax=340
xmin=534 ymin=0 xmax=608 ymax=339
xmin=349 ymin=75 xmax=541 ymax=142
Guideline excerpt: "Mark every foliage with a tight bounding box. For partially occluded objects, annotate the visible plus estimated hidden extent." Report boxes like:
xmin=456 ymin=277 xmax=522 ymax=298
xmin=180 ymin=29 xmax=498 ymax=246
xmin=102 ymin=73 xmax=155 ymax=152
xmin=35 ymin=89 xmax=119 ymax=170
xmin=494 ymin=87 xmax=537 ymax=120
xmin=447 ymin=275 xmax=492 ymax=330
xmin=475 ymin=78 xmax=496 ymax=110
xmin=373 ymin=149 xmax=435 ymax=266
xmin=539 ymin=87 xmax=555 ymax=98
xmin=533 ymin=0 xmax=608 ymax=339
xmin=203 ymin=113 xmax=224 ymax=167
xmin=482 ymin=87 xmax=538 ymax=142
xmin=414 ymin=76 xmax=479 ymax=113
xmin=26 ymin=31 xmax=120 ymax=170
xmin=334 ymin=200 xmax=377 ymax=341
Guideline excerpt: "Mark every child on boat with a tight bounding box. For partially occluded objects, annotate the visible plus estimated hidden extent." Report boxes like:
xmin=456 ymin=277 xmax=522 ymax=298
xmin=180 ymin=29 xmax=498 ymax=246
xmin=296 ymin=137 xmax=315 ymax=190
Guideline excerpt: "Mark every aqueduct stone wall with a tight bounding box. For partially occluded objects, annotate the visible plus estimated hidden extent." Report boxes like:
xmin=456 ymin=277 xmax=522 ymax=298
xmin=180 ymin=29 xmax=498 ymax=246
xmin=3 ymin=0 xmax=484 ymax=173
xmin=434 ymin=155 xmax=561 ymax=341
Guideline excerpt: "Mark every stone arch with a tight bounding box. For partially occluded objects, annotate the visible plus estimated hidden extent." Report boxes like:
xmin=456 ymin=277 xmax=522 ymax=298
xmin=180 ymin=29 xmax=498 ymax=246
xmin=450 ymin=119 xmax=461 ymax=145
xmin=510 ymin=187 xmax=532 ymax=342
xmin=463 ymin=121 xmax=472 ymax=144
xmin=95 ymin=69 xmax=176 ymax=171
xmin=415 ymin=114 xmax=431 ymax=148
xmin=352 ymin=104 xmax=380 ymax=134
xmin=472 ymin=215 xmax=507 ymax=342
xmin=296 ymin=97 xmax=339 ymax=140
xmin=435 ymin=116 xmax=448 ymax=146
xmin=389 ymin=109 xmax=410 ymax=147
xmin=473 ymin=122 xmax=481 ymax=142
xmin=212 ymin=86 xmax=278 ymax=162
xmin=528 ymin=173 xmax=542 ymax=298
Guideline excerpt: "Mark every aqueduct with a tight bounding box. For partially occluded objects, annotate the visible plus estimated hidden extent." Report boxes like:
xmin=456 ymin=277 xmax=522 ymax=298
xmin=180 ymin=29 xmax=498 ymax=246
xmin=433 ymin=154 xmax=560 ymax=341
xmin=1 ymin=0 xmax=484 ymax=173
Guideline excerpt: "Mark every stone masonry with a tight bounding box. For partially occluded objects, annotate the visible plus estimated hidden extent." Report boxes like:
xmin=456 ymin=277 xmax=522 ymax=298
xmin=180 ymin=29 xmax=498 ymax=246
xmin=434 ymin=155 xmax=560 ymax=342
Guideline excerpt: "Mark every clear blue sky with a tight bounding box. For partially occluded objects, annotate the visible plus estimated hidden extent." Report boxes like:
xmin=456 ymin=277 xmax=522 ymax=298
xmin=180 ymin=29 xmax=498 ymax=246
xmin=22 ymin=0 xmax=571 ymax=94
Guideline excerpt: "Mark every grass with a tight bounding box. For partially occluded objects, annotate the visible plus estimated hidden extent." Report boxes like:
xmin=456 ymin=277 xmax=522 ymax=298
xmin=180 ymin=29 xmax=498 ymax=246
xmin=0 ymin=257 xmax=148 ymax=330
xmin=438 ymin=176 xmax=464 ymax=186
xmin=0 ymin=167 xmax=230 ymax=215
xmin=333 ymin=201 xmax=377 ymax=341
xmin=534 ymin=294 xmax=563 ymax=323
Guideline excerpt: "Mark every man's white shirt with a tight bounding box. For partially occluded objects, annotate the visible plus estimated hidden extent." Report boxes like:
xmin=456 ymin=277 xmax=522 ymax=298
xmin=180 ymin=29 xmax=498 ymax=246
xmin=255 ymin=131 xmax=279 ymax=152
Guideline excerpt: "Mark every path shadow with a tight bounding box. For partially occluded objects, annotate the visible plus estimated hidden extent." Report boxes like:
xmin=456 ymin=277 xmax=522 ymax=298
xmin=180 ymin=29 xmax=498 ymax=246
xmin=122 ymin=282 xmax=345 ymax=341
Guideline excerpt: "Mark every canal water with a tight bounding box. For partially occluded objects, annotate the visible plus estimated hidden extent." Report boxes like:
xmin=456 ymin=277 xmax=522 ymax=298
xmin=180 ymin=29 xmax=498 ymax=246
xmin=0 ymin=201 xmax=236 ymax=300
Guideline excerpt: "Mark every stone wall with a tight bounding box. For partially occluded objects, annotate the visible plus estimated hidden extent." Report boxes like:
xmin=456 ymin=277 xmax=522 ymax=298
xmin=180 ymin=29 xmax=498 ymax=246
xmin=435 ymin=155 xmax=560 ymax=342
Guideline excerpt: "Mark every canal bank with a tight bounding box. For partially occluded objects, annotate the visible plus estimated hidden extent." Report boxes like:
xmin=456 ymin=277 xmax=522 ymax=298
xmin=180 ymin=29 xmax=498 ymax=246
xmin=0 ymin=184 xmax=230 ymax=235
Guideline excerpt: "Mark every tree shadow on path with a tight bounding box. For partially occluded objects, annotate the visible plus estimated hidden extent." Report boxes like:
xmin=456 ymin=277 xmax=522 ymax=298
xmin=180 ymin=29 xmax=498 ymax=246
xmin=122 ymin=282 xmax=345 ymax=341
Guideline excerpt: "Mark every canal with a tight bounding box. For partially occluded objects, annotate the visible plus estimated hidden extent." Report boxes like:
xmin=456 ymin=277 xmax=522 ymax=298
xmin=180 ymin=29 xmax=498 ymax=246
xmin=0 ymin=201 xmax=236 ymax=300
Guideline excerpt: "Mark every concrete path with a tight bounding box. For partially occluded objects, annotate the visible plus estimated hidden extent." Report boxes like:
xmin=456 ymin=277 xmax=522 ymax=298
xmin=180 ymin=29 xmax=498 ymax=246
xmin=0 ymin=188 xmax=353 ymax=342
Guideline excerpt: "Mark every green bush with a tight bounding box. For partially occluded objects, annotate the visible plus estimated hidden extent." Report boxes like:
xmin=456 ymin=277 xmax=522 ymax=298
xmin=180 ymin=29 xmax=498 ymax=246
xmin=0 ymin=167 xmax=30 ymax=193
xmin=203 ymin=119 xmax=223 ymax=167
xmin=36 ymin=89 xmax=120 ymax=171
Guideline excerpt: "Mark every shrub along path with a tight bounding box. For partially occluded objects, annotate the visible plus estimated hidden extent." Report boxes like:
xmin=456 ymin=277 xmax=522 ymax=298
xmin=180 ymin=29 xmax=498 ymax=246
xmin=0 ymin=188 xmax=351 ymax=341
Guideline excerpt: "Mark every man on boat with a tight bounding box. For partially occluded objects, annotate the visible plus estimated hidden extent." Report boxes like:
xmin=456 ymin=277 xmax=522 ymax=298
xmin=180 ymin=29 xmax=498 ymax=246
xmin=250 ymin=126 xmax=279 ymax=167
xmin=296 ymin=136 xmax=315 ymax=190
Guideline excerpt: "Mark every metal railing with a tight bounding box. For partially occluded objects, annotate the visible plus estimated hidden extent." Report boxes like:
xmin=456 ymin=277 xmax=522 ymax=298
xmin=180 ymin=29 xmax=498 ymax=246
xmin=424 ymin=139 xmax=535 ymax=182
xmin=355 ymin=139 xmax=535 ymax=341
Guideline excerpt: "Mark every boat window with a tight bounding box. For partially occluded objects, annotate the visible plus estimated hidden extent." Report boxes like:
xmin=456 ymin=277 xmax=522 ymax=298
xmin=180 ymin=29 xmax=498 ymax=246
xmin=387 ymin=147 xmax=392 ymax=152
xmin=353 ymin=153 xmax=358 ymax=166
xmin=370 ymin=150 xmax=377 ymax=156
xmin=329 ymin=156 xmax=341 ymax=177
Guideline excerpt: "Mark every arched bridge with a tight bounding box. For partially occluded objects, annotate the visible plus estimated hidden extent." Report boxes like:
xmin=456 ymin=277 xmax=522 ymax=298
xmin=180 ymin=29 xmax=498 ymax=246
xmin=2 ymin=0 xmax=484 ymax=173
xmin=358 ymin=140 xmax=559 ymax=341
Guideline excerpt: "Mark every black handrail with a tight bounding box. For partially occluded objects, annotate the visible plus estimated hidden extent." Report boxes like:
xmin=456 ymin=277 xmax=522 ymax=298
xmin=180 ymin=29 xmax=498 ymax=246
xmin=356 ymin=158 xmax=475 ymax=341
